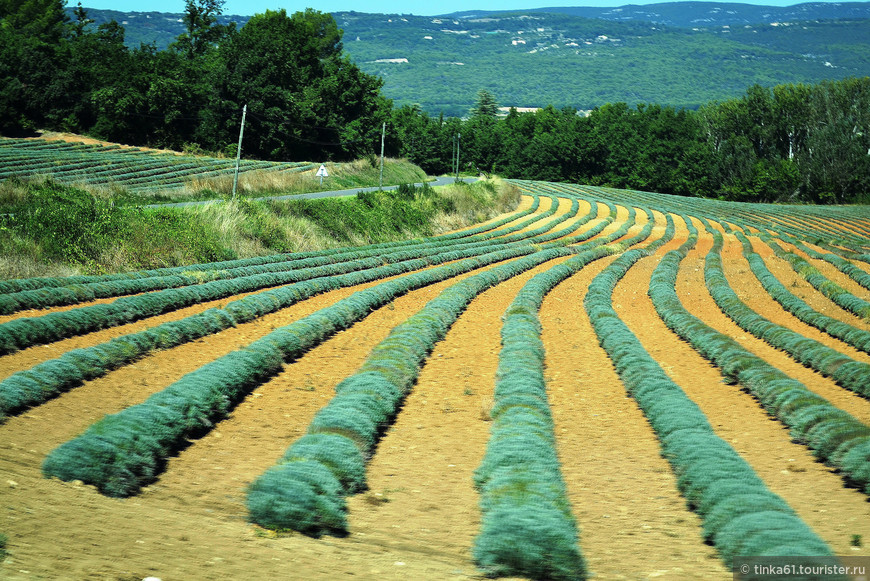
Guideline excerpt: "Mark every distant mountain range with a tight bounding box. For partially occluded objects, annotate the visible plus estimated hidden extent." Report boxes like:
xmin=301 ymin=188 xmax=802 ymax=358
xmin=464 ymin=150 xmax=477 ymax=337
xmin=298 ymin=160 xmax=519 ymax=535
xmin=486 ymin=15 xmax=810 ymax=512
xmin=80 ymin=2 xmax=870 ymax=115
xmin=451 ymin=1 xmax=870 ymax=27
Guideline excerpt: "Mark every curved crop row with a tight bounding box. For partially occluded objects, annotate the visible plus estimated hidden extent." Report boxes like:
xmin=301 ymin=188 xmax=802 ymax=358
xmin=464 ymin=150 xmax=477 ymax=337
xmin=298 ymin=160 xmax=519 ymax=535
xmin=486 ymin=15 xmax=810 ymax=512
xmin=243 ymin=202 xmax=645 ymax=536
xmin=586 ymin=219 xmax=836 ymax=567
xmin=540 ymin=182 xmax=868 ymax=255
xmin=245 ymin=197 xmax=651 ymax=543
xmin=766 ymin=238 xmax=870 ymax=320
xmin=0 ymin=139 xmax=311 ymax=192
xmin=703 ymin=226 xmax=870 ymax=397
xmin=471 ymin=241 xmax=658 ymax=579
xmin=0 ymin=196 xmax=595 ymax=418
xmin=648 ymin=223 xmax=870 ymax=495
xmin=0 ymin=194 xmax=567 ymax=315
xmin=245 ymin=246 xmax=589 ymax=534
xmin=792 ymin=240 xmax=870 ymax=293
xmin=734 ymin=231 xmax=870 ymax=355
xmin=41 ymin=243 xmax=552 ymax=497
xmin=0 ymin=188 xmax=546 ymax=296
xmin=0 ymin=195 xmax=569 ymax=352
xmin=0 ymin=195 xmax=547 ymax=297
xmin=0 ymin=248 xmax=459 ymax=354
xmin=0 ymin=237 xmax=549 ymax=419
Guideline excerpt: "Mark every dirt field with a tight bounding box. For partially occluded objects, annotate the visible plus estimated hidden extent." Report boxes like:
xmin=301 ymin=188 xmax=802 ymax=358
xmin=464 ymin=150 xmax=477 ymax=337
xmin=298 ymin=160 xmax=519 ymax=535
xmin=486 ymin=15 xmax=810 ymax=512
xmin=1 ymin=187 xmax=869 ymax=580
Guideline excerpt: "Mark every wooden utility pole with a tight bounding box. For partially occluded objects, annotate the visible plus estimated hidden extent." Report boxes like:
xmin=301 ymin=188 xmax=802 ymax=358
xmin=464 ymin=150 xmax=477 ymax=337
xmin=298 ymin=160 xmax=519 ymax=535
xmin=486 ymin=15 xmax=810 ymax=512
xmin=379 ymin=121 xmax=386 ymax=190
xmin=232 ymin=104 xmax=247 ymax=199
xmin=455 ymin=132 xmax=461 ymax=183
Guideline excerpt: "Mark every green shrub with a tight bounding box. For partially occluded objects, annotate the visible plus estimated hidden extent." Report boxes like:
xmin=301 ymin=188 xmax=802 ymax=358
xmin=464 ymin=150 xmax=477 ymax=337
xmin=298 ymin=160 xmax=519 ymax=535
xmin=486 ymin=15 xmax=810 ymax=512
xmin=246 ymin=459 xmax=347 ymax=536
xmin=474 ymin=470 xmax=586 ymax=581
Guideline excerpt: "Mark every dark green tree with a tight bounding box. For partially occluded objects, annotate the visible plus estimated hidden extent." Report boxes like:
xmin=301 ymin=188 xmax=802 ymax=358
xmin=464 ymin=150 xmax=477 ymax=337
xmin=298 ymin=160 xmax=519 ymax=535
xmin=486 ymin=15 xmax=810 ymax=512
xmin=200 ymin=8 xmax=390 ymax=161
xmin=172 ymin=0 xmax=228 ymax=59
xmin=390 ymin=105 xmax=454 ymax=174
xmin=471 ymin=89 xmax=499 ymax=118
xmin=0 ymin=0 xmax=69 ymax=134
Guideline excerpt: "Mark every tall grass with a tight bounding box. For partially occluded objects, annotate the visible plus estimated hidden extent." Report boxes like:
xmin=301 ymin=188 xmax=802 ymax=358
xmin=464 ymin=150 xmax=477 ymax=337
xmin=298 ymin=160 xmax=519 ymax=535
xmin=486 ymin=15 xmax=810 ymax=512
xmin=172 ymin=157 xmax=426 ymax=203
xmin=0 ymin=177 xmax=521 ymax=278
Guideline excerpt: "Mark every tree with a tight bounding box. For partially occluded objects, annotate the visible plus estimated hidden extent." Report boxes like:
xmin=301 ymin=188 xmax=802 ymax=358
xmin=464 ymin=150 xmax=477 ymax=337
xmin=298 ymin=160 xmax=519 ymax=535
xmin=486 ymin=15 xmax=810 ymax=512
xmin=471 ymin=89 xmax=499 ymax=118
xmin=0 ymin=0 xmax=68 ymax=43
xmin=0 ymin=0 xmax=69 ymax=134
xmin=200 ymin=9 xmax=390 ymax=161
xmin=172 ymin=0 xmax=228 ymax=59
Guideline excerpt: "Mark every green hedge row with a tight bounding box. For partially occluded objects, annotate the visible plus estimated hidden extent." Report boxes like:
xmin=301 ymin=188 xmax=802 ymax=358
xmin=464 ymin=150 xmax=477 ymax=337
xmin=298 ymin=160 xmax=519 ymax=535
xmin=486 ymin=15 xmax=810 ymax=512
xmin=244 ymin=245 xmax=587 ymax=536
xmin=587 ymin=220 xmax=836 ymax=567
xmin=703 ymin=227 xmax=870 ymax=398
xmin=40 ymin=243 xmax=546 ymax=497
xmin=648 ymin=223 xmax=870 ymax=496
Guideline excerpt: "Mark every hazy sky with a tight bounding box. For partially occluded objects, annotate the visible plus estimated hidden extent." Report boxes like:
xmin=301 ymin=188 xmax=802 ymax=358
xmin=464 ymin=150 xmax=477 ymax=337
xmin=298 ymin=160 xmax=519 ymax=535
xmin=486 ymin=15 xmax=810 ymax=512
xmin=79 ymin=0 xmax=855 ymax=17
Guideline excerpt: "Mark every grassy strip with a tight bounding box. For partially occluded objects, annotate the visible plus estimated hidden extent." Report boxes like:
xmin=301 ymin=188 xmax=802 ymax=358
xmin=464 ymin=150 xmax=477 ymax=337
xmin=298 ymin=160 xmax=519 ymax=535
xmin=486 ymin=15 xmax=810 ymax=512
xmin=704 ymin=226 xmax=870 ymax=397
xmin=587 ymin=218 xmax=836 ymax=567
xmin=0 ymin=177 xmax=518 ymax=279
xmin=0 ymin=191 xmax=550 ymax=314
xmin=0 ymin=183 xmax=535 ymax=294
xmin=0 ymin=191 xmax=549 ymax=354
xmin=41 ymin=244 xmax=546 ymax=497
xmin=648 ymin=222 xmax=870 ymax=495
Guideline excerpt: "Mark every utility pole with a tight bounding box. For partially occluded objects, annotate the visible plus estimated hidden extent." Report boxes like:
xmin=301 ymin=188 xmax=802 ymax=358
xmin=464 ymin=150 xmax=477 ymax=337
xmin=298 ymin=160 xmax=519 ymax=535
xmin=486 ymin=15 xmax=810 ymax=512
xmin=450 ymin=135 xmax=456 ymax=178
xmin=379 ymin=121 xmax=386 ymax=191
xmin=452 ymin=133 xmax=460 ymax=180
xmin=232 ymin=104 xmax=247 ymax=199
xmin=455 ymin=132 xmax=461 ymax=183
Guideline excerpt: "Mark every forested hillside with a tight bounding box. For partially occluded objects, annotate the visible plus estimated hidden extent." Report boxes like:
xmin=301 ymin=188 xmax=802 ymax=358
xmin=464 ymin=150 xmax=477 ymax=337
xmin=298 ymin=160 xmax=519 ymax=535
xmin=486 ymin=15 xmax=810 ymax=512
xmin=78 ymin=4 xmax=870 ymax=115
xmin=457 ymin=1 xmax=870 ymax=27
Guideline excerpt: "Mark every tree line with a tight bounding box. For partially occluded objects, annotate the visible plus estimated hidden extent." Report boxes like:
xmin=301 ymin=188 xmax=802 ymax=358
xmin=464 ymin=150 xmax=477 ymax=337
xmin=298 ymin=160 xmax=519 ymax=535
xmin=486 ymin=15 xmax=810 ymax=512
xmin=0 ymin=0 xmax=391 ymax=160
xmin=2 ymin=0 xmax=868 ymax=204
xmin=393 ymin=82 xmax=870 ymax=205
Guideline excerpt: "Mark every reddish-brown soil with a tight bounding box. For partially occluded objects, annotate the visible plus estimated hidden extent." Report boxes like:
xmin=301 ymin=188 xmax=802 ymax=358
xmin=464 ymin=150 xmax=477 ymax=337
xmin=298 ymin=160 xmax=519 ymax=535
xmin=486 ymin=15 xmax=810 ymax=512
xmin=1 ymin=195 xmax=868 ymax=581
